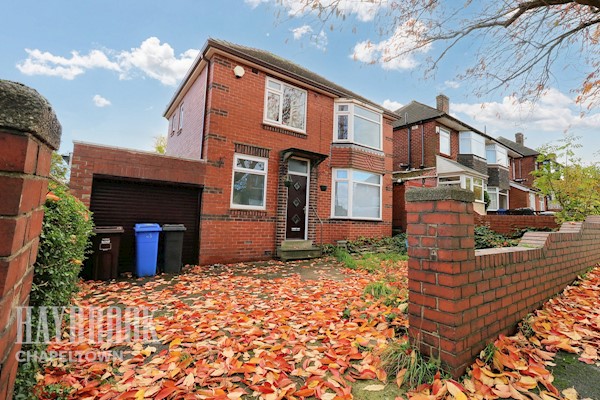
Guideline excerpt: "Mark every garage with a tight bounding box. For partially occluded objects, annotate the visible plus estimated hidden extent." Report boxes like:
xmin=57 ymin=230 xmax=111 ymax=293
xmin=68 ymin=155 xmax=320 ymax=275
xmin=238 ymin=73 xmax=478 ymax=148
xmin=89 ymin=175 xmax=202 ymax=272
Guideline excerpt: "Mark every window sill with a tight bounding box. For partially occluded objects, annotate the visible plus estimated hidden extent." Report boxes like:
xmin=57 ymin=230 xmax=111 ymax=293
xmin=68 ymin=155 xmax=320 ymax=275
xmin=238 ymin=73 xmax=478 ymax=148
xmin=330 ymin=216 xmax=383 ymax=222
xmin=332 ymin=141 xmax=383 ymax=154
xmin=262 ymin=121 xmax=306 ymax=135
xmin=177 ymin=129 xmax=183 ymax=136
xmin=230 ymin=205 xmax=267 ymax=211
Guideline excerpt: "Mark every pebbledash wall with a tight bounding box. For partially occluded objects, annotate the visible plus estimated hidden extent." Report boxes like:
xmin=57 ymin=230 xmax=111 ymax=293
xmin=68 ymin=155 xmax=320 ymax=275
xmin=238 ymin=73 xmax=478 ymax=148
xmin=475 ymin=214 xmax=559 ymax=235
xmin=405 ymin=187 xmax=600 ymax=378
xmin=165 ymin=52 xmax=394 ymax=264
xmin=0 ymin=80 xmax=61 ymax=399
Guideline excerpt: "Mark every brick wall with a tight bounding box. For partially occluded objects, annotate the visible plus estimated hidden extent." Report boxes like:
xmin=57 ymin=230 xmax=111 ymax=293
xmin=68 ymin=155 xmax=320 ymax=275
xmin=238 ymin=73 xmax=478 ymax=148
xmin=70 ymin=142 xmax=206 ymax=207
xmin=177 ymin=53 xmax=393 ymax=264
xmin=475 ymin=214 xmax=558 ymax=235
xmin=393 ymin=121 xmax=459 ymax=172
xmin=0 ymin=80 xmax=61 ymax=399
xmin=406 ymin=187 xmax=600 ymax=378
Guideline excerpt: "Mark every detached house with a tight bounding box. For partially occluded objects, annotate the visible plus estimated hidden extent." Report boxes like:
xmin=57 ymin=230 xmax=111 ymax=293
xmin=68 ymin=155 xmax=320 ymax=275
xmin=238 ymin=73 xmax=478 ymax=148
xmin=163 ymin=38 xmax=396 ymax=264
xmin=391 ymin=95 xmax=512 ymax=231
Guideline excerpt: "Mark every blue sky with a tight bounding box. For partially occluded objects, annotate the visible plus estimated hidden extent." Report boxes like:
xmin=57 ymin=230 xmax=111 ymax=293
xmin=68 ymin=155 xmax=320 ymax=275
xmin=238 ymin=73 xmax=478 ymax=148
xmin=2 ymin=0 xmax=598 ymax=162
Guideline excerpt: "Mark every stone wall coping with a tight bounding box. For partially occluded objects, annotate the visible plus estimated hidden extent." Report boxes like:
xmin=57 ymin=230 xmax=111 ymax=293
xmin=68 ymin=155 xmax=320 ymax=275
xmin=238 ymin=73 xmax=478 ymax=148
xmin=405 ymin=186 xmax=475 ymax=203
xmin=0 ymin=80 xmax=61 ymax=149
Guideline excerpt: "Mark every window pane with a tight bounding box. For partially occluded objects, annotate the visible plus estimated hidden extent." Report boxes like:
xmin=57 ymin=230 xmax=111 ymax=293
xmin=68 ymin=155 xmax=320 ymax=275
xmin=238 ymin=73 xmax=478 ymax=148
xmin=352 ymin=182 xmax=380 ymax=218
xmin=288 ymin=159 xmax=308 ymax=174
xmin=236 ymin=158 xmax=265 ymax=171
xmin=337 ymin=115 xmax=349 ymax=140
xmin=473 ymin=184 xmax=483 ymax=201
xmin=232 ymin=172 xmax=265 ymax=206
xmin=354 ymin=116 xmax=381 ymax=149
xmin=334 ymin=181 xmax=348 ymax=216
xmin=282 ymin=86 xmax=306 ymax=130
xmin=268 ymin=80 xmax=281 ymax=90
xmin=338 ymin=104 xmax=348 ymax=112
xmin=440 ymin=131 xmax=450 ymax=155
xmin=336 ymin=170 xmax=348 ymax=179
xmin=353 ymin=171 xmax=380 ymax=184
xmin=355 ymin=105 xmax=379 ymax=121
xmin=266 ymin=92 xmax=280 ymax=122
xmin=499 ymin=193 xmax=508 ymax=209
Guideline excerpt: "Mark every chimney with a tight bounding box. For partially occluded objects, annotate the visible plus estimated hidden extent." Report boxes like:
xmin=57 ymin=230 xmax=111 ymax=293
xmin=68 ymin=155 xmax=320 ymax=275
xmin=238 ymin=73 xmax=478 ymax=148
xmin=515 ymin=132 xmax=524 ymax=145
xmin=436 ymin=94 xmax=449 ymax=114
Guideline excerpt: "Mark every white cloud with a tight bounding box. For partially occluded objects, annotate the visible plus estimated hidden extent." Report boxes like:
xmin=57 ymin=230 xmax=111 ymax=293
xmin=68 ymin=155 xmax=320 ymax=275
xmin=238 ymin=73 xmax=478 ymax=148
xmin=444 ymin=80 xmax=460 ymax=89
xmin=92 ymin=94 xmax=111 ymax=107
xmin=246 ymin=0 xmax=387 ymax=22
xmin=382 ymin=99 xmax=402 ymax=111
xmin=16 ymin=37 xmax=199 ymax=86
xmin=351 ymin=21 xmax=431 ymax=70
xmin=452 ymin=88 xmax=600 ymax=133
xmin=290 ymin=25 xmax=328 ymax=51
xmin=292 ymin=25 xmax=313 ymax=40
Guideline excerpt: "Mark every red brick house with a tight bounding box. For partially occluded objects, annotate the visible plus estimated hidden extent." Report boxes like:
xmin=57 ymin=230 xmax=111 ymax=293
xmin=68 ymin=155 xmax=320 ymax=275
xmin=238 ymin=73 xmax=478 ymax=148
xmin=391 ymin=95 xmax=514 ymax=231
xmin=162 ymin=38 xmax=396 ymax=264
xmin=496 ymin=133 xmax=548 ymax=211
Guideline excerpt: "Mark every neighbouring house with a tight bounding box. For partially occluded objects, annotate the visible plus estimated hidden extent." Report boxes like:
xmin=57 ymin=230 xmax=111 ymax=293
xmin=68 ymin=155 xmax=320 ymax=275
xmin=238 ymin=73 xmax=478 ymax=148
xmin=391 ymin=95 xmax=512 ymax=231
xmin=496 ymin=133 xmax=549 ymax=212
xmin=161 ymin=38 xmax=397 ymax=264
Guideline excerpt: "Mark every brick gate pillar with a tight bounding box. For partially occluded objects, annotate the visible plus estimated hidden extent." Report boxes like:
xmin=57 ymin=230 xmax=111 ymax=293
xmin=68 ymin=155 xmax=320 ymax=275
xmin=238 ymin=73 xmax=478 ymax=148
xmin=0 ymin=80 xmax=61 ymax=399
xmin=405 ymin=187 xmax=475 ymax=378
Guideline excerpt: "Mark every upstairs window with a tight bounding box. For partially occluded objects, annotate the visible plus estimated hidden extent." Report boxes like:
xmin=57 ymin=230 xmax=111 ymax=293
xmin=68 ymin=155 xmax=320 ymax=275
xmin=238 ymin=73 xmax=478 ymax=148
xmin=264 ymin=77 xmax=307 ymax=132
xmin=334 ymin=102 xmax=382 ymax=150
xmin=231 ymin=154 xmax=268 ymax=210
xmin=439 ymin=127 xmax=451 ymax=155
xmin=459 ymin=132 xmax=486 ymax=158
xmin=178 ymin=104 xmax=184 ymax=131
xmin=486 ymin=144 xmax=508 ymax=167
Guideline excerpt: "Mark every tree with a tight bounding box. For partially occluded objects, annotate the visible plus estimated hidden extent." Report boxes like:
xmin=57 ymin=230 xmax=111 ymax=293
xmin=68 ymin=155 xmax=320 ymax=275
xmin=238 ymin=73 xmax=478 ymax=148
xmin=533 ymin=134 xmax=600 ymax=222
xmin=274 ymin=0 xmax=600 ymax=108
xmin=154 ymin=135 xmax=167 ymax=154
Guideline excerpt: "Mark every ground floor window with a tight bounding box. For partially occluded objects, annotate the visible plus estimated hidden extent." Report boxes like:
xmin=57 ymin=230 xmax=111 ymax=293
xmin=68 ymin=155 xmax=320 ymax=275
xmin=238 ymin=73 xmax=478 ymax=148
xmin=231 ymin=154 xmax=268 ymax=209
xmin=332 ymin=169 xmax=382 ymax=219
xmin=487 ymin=187 xmax=508 ymax=211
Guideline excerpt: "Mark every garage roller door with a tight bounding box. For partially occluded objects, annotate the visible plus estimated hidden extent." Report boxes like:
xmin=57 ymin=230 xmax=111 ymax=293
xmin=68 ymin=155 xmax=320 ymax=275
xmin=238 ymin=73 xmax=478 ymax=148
xmin=90 ymin=176 xmax=201 ymax=272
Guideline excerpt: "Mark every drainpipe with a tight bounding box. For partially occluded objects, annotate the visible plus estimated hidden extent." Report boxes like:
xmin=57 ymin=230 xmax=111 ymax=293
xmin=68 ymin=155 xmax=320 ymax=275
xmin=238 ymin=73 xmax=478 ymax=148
xmin=200 ymin=58 xmax=211 ymax=160
xmin=420 ymin=123 xmax=425 ymax=168
xmin=406 ymin=113 xmax=411 ymax=169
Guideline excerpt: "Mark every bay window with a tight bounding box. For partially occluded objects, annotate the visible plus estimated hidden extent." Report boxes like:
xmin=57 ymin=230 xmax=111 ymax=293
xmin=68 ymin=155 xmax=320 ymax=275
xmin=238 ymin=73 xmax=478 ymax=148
xmin=438 ymin=174 xmax=486 ymax=202
xmin=334 ymin=102 xmax=382 ymax=150
xmin=231 ymin=154 xmax=268 ymax=210
xmin=459 ymin=132 xmax=486 ymax=158
xmin=332 ymin=169 xmax=382 ymax=219
xmin=264 ymin=77 xmax=307 ymax=132
xmin=486 ymin=144 xmax=508 ymax=167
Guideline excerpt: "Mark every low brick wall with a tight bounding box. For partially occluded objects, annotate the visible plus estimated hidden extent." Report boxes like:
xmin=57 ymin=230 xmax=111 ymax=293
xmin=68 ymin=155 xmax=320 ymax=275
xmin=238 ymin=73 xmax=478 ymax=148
xmin=406 ymin=187 xmax=600 ymax=378
xmin=475 ymin=214 xmax=558 ymax=235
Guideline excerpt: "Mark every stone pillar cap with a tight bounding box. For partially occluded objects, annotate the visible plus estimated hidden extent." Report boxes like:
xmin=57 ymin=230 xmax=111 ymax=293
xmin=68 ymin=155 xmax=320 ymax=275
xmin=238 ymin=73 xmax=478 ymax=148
xmin=0 ymin=80 xmax=61 ymax=150
xmin=406 ymin=187 xmax=475 ymax=203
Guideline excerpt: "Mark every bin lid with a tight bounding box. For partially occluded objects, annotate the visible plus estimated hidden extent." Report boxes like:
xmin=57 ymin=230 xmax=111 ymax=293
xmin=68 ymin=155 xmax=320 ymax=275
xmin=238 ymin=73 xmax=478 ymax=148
xmin=93 ymin=226 xmax=124 ymax=234
xmin=162 ymin=224 xmax=187 ymax=232
xmin=134 ymin=223 xmax=162 ymax=232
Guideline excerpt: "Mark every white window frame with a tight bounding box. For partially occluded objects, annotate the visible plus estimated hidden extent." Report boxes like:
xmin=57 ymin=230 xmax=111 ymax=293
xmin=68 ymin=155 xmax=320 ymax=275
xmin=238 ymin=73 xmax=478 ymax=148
xmin=459 ymin=132 xmax=486 ymax=159
xmin=230 ymin=154 xmax=268 ymax=210
xmin=331 ymin=168 xmax=382 ymax=220
xmin=486 ymin=144 xmax=508 ymax=167
xmin=437 ymin=174 xmax=486 ymax=202
xmin=263 ymin=77 xmax=307 ymax=133
xmin=487 ymin=187 xmax=509 ymax=211
xmin=178 ymin=103 xmax=184 ymax=131
xmin=333 ymin=101 xmax=383 ymax=151
xmin=438 ymin=127 xmax=451 ymax=156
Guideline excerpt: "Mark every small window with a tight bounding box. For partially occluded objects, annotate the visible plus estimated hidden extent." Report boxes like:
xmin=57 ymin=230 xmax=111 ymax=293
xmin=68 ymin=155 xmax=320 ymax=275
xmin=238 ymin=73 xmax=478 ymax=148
xmin=231 ymin=154 xmax=268 ymax=210
xmin=332 ymin=168 xmax=382 ymax=219
xmin=178 ymin=104 xmax=184 ymax=131
xmin=264 ymin=77 xmax=307 ymax=132
xmin=170 ymin=117 xmax=175 ymax=136
xmin=334 ymin=102 xmax=382 ymax=150
xmin=439 ymin=128 xmax=451 ymax=155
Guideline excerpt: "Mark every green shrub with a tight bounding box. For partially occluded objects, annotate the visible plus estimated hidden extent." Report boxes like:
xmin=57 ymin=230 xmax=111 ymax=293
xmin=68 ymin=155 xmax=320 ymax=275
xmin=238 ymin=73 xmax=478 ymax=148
xmin=474 ymin=225 xmax=518 ymax=249
xmin=380 ymin=341 xmax=447 ymax=389
xmin=14 ymin=179 xmax=94 ymax=399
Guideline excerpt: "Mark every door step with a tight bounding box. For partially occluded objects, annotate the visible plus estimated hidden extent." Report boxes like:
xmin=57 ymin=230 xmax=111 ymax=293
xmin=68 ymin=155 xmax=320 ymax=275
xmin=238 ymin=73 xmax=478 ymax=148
xmin=277 ymin=240 xmax=322 ymax=261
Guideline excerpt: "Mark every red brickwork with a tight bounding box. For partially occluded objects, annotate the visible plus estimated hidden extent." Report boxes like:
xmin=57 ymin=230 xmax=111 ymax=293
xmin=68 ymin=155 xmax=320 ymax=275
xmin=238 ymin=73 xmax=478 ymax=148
xmin=70 ymin=142 xmax=206 ymax=207
xmin=406 ymin=187 xmax=600 ymax=377
xmin=475 ymin=214 xmax=558 ymax=235
xmin=393 ymin=121 xmax=459 ymax=171
xmin=0 ymin=81 xmax=61 ymax=399
xmin=168 ymin=53 xmax=393 ymax=264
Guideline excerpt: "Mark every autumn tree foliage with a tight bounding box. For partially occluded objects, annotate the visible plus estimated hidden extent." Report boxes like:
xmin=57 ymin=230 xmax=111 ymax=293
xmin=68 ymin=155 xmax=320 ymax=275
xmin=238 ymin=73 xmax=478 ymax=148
xmin=277 ymin=0 xmax=600 ymax=107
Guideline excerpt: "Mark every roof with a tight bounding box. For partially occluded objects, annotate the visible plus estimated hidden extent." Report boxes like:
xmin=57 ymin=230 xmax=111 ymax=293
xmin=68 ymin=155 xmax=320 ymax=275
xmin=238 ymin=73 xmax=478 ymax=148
xmin=392 ymin=101 xmax=445 ymax=128
xmin=496 ymin=136 xmax=539 ymax=157
xmin=165 ymin=38 xmax=399 ymax=119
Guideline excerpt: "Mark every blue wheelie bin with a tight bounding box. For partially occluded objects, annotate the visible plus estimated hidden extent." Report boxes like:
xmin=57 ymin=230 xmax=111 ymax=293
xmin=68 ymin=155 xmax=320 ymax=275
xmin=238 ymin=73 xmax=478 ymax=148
xmin=134 ymin=223 xmax=162 ymax=277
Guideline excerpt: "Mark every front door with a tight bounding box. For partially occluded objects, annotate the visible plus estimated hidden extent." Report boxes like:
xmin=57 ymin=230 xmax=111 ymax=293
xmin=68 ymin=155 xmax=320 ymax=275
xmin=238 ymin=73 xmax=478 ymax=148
xmin=286 ymin=158 xmax=309 ymax=239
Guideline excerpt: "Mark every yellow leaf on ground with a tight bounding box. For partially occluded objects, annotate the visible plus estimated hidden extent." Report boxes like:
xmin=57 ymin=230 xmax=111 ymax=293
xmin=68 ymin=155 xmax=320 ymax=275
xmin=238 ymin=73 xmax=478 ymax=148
xmin=447 ymin=380 xmax=467 ymax=400
xmin=362 ymin=384 xmax=385 ymax=391
xmin=562 ymin=388 xmax=578 ymax=400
